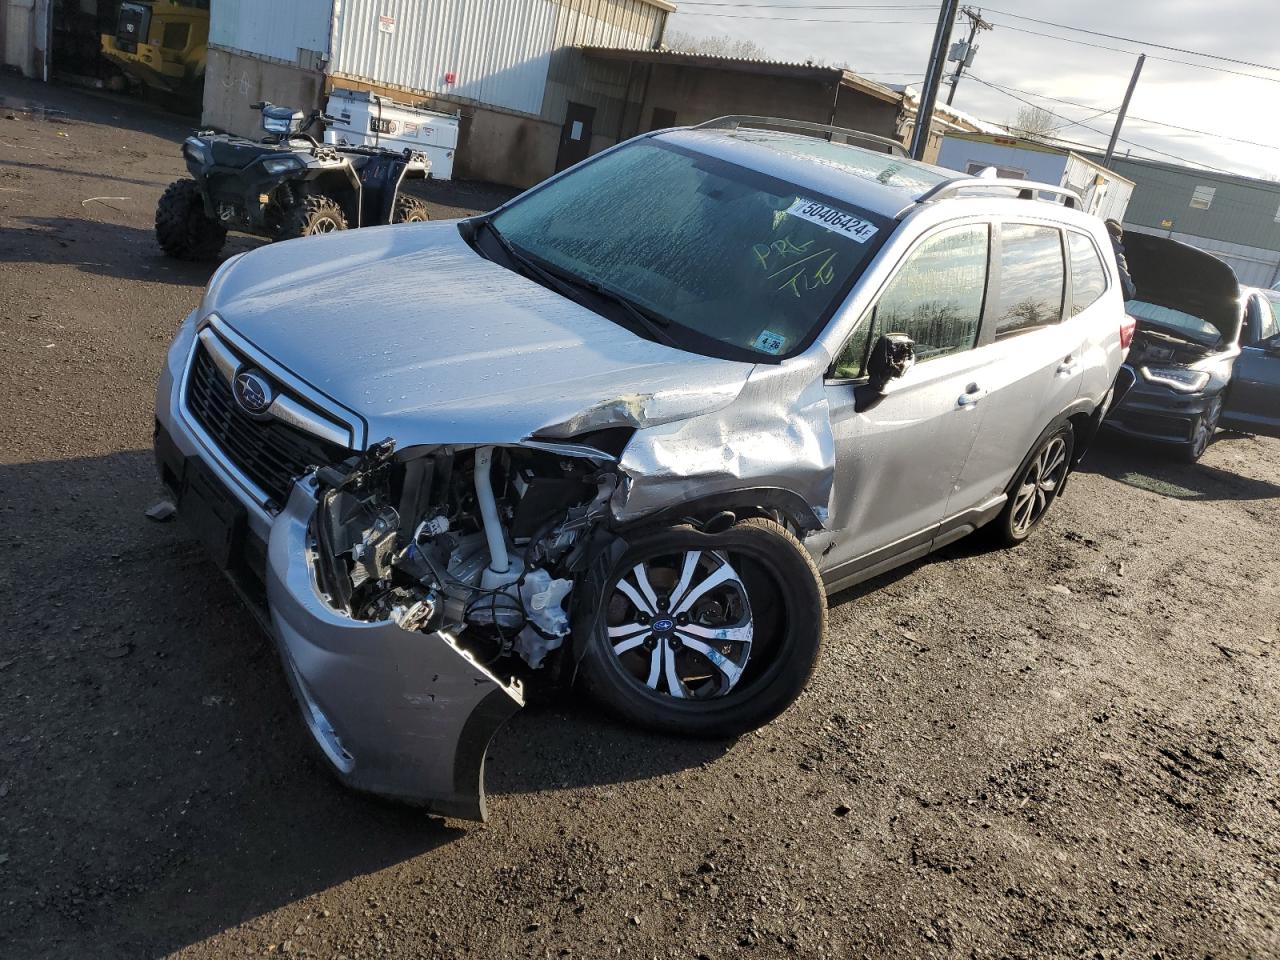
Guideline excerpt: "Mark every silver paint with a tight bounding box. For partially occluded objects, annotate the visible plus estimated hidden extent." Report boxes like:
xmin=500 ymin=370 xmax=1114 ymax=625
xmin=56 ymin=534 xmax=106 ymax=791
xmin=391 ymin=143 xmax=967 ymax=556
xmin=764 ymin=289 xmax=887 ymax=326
xmin=267 ymin=478 xmax=524 ymax=822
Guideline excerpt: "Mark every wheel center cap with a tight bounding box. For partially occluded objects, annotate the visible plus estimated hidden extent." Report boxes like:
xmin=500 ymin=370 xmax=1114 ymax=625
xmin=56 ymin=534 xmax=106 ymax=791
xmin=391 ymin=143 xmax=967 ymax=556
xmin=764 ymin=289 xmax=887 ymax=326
xmin=651 ymin=617 xmax=675 ymax=634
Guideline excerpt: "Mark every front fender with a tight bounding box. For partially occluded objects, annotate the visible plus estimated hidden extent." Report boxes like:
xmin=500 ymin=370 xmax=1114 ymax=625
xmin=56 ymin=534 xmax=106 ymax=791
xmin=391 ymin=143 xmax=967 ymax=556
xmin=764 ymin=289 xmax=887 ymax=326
xmin=610 ymin=361 xmax=834 ymax=530
xmin=267 ymin=478 xmax=523 ymax=821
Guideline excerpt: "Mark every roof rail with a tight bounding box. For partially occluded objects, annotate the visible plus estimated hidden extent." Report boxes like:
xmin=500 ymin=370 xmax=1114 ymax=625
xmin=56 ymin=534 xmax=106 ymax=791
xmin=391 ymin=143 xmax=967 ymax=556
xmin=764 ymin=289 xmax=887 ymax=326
xmin=917 ymin=177 xmax=1083 ymax=209
xmin=695 ymin=115 xmax=908 ymax=157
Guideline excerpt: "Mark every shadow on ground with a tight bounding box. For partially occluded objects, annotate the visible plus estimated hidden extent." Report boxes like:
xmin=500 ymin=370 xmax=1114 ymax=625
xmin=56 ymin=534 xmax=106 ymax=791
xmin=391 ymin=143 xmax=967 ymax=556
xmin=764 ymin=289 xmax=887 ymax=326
xmin=1084 ymin=430 xmax=1280 ymax=502
xmin=0 ymin=215 xmax=260 ymax=285
xmin=0 ymin=450 xmax=727 ymax=957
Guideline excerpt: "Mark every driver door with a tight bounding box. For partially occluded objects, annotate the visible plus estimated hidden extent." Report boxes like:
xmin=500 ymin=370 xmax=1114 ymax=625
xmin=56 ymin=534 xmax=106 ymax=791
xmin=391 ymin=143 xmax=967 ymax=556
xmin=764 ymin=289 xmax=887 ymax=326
xmin=1221 ymin=294 xmax=1280 ymax=437
xmin=822 ymin=221 xmax=994 ymax=581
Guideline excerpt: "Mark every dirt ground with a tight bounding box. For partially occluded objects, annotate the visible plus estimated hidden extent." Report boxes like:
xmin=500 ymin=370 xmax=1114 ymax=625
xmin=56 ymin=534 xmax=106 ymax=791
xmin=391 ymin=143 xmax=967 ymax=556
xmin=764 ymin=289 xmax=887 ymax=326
xmin=1 ymin=77 xmax=1277 ymax=960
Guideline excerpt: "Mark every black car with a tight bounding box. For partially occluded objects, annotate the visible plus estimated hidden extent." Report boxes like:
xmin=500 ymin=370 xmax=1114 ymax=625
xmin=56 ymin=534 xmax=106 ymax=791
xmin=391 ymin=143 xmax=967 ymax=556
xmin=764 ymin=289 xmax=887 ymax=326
xmin=1106 ymin=233 xmax=1280 ymax=461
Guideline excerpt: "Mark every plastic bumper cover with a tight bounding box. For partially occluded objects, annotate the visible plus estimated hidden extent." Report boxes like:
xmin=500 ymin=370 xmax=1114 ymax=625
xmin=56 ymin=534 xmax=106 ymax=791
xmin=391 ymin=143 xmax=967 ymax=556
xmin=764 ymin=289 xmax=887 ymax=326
xmin=266 ymin=478 xmax=524 ymax=821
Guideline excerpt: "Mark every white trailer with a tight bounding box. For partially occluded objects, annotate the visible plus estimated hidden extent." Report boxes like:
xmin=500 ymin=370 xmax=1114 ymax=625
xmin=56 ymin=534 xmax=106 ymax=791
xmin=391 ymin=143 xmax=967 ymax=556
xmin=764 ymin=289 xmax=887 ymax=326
xmin=936 ymin=133 xmax=1135 ymax=222
xmin=324 ymin=88 xmax=460 ymax=181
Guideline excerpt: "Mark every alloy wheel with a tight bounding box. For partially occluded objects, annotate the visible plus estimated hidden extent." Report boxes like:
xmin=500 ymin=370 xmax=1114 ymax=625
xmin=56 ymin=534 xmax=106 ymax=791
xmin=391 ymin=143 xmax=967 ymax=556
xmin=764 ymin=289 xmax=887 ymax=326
xmin=606 ymin=549 xmax=753 ymax=700
xmin=309 ymin=217 xmax=339 ymax=235
xmin=1010 ymin=436 xmax=1069 ymax=537
xmin=1190 ymin=396 xmax=1223 ymax=459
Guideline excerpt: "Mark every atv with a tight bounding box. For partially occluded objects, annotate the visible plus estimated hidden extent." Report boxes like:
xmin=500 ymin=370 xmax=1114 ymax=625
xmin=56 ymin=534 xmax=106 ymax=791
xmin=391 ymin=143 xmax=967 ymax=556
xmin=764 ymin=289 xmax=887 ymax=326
xmin=156 ymin=102 xmax=432 ymax=260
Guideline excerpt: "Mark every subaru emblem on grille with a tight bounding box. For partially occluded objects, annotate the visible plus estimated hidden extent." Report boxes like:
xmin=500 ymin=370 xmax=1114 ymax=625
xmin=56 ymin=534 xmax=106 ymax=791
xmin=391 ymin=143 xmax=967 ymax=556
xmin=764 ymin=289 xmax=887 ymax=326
xmin=233 ymin=370 xmax=274 ymax=415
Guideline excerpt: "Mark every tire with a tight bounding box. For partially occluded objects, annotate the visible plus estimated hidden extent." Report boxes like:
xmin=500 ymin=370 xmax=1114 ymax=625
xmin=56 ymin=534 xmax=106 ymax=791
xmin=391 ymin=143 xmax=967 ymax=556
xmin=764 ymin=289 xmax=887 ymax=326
xmin=579 ymin=518 xmax=826 ymax=738
xmin=393 ymin=196 xmax=430 ymax=223
xmin=992 ymin=423 xmax=1075 ymax=547
xmin=155 ymin=179 xmax=226 ymax=260
xmin=1179 ymin=395 xmax=1222 ymax=463
xmin=278 ymin=195 xmax=349 ymax=240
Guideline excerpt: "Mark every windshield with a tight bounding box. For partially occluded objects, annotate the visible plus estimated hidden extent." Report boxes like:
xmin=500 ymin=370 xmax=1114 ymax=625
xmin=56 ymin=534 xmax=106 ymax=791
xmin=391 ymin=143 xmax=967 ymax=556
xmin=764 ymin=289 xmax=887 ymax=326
xmin=1126 ymin=299 xmax=1223 ymax=346
xmin=488 ymin=138 xmax=892 ymax=361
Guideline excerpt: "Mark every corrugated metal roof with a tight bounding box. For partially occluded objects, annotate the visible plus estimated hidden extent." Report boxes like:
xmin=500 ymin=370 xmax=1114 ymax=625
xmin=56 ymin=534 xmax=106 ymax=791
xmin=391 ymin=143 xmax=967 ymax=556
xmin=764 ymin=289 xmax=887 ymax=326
xmin=580 ymin=46 xmax=902 ymax=105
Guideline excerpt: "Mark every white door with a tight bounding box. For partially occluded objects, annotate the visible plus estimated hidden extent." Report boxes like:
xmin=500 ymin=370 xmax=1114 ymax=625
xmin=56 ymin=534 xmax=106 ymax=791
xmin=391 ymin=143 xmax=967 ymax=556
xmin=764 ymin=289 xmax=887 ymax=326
xmin=5 ymin=0 xmax=36 ymax=78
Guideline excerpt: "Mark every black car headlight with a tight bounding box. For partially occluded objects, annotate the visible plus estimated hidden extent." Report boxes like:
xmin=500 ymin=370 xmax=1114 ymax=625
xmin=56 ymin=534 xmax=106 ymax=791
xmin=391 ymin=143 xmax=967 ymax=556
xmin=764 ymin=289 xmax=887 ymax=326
xmin=261 ymin=155 xmax=305 ymax=175
xmin=1139 ymin=364 xmax=1211 ymax=393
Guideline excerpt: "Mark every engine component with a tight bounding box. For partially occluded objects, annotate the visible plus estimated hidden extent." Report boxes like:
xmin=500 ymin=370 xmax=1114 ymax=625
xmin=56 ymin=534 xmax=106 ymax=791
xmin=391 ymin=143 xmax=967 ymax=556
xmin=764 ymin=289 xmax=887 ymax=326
xmin=473 ymin=446 xmax=509 ymax=579
xmin=350 ymin=505 xmax=400 ymax=588
xmin=514 ymin=570 xmax=573 ymax=669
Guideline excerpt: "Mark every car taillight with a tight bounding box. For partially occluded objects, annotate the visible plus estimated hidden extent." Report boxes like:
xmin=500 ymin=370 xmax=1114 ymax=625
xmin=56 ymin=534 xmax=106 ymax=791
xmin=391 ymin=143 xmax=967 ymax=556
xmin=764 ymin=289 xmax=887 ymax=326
xmin=1119 ymin=314 xmax=1136 ymax=350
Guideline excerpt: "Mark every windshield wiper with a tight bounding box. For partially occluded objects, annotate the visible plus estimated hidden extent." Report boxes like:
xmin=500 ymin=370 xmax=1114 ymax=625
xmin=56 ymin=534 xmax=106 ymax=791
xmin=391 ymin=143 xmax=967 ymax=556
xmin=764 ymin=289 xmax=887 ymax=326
xmin=474 ymin=219 xmax=680 ymax=349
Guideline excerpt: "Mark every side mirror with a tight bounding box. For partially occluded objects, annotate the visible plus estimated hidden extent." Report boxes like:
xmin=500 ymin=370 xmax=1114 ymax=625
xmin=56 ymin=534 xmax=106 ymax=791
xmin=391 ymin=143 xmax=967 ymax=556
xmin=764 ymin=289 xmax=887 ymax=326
xmin=866 ymin=333 xmax=916 ymax=391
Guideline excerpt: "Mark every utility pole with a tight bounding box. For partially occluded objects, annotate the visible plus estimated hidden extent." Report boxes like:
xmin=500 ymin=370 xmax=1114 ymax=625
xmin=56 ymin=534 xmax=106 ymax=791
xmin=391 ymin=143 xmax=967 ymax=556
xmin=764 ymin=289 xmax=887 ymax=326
xmin=946 ymin=7 xmax=992 ymax=106
xmin=910 ymin=0 xmax=962 ymax=160
xmin=1104 ymin=54 xmax=1145 ymax=167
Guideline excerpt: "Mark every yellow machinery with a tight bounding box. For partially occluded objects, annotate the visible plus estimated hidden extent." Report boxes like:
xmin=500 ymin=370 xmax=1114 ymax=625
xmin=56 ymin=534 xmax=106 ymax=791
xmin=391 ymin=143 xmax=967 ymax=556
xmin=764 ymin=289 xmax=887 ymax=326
xmin=101 ymin=0 xmax=209 ymax=97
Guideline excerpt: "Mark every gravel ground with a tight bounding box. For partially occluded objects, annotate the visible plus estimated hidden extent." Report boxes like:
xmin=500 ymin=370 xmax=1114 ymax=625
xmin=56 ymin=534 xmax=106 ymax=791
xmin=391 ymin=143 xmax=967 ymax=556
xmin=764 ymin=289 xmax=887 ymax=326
xmin=1 ymin=77 xmax=1278 ymax=960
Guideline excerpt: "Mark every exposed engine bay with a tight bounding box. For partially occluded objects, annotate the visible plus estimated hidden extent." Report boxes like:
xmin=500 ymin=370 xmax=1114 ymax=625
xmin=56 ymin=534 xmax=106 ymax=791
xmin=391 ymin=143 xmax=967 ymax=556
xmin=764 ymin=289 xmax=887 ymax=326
xmin=1126 ymin=327 xmax=1217 ymax=366
xmin=308 ymin=439 xmax=619 ymax=678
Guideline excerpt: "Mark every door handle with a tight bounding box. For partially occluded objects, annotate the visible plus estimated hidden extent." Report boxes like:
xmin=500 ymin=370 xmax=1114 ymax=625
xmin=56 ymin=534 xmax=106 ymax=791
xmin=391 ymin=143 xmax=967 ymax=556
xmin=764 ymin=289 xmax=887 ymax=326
xmin=957 ymin=384 xmax=987 ymax=408
xmin=1056 ymin=355 xmax=1080 ymax=376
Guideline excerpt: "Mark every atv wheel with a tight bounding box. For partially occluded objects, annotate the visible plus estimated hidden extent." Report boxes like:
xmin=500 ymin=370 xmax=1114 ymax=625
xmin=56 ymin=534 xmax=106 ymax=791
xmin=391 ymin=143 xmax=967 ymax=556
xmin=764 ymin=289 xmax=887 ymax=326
xmin=579 ymin=519 xmax=826 ymax=738
xmin=279 ymin=195 xmax=349 ymax=240
xmin=155 ymin=179 xmax=227 ymax=260
xmin=393 ymin=196 xmax=430 ymax=223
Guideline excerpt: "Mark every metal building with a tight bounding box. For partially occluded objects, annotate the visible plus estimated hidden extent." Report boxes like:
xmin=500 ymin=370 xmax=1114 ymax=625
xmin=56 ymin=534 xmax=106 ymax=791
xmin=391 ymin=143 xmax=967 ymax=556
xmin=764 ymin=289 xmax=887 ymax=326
xmin=203 ymin=0 xmax=672 ymax=186
xmin=1108 ymin=157 xmax=1280 ymax=288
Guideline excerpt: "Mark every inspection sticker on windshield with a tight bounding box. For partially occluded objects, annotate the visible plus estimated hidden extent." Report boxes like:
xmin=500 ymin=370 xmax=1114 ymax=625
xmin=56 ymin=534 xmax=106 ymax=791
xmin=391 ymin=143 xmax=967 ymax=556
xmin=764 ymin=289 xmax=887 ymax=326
xmin=753 ymin=330 xmax=788 ymax=355
xmin=786 ymin=198 xmax=878 ymax=243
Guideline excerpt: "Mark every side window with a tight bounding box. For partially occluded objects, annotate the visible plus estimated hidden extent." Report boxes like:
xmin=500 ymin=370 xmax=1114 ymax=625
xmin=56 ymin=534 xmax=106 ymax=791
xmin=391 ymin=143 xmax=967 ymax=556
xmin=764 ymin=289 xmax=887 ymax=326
xmin=1067 ymin=232 xmax=1108 ymax=316
xmin=1258 ymin=296 xmax=1279 ymax=342
xmin=832 ymin=224 xmax=989 ymax=378
xmin=994 ymin=223 xmax=1065 ymax=338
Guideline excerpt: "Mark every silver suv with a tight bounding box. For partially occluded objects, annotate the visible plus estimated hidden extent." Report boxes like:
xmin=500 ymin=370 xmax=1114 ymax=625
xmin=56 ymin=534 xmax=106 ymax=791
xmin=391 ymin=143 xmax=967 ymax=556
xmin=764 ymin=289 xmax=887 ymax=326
xmin=155 ymin=118 xmax=1129 ymax=820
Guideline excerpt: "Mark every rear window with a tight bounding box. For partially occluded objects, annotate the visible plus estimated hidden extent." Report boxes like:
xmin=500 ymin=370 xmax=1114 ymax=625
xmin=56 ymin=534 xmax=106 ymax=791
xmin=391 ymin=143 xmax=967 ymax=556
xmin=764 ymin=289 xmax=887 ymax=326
xmin=994 ymin=224 xmax=1065 ymax=338
xmin=1068 ymin=232 xmax=1108 ymax=316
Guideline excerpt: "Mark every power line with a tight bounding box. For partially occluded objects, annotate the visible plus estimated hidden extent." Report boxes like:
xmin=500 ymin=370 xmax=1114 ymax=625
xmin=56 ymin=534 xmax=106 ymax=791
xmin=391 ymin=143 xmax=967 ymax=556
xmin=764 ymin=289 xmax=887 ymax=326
xmin=971 ymin=76 xmax=1280 ymax=153
xmin=979 ymin=7 xmax=1280 ymax=74
xmin=984 ymin=21 xmax=1280 ymax=86
xmin=965 ymin=74 xmax=1240 ymax=175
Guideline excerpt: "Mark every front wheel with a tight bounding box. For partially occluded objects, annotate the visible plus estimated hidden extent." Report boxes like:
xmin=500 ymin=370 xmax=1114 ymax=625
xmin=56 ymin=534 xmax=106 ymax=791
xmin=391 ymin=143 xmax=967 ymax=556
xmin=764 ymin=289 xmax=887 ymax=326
xmin=1179 ymin=396 xmax=1222 ymax=463
xmin=278 ymin=195 xmax=349 ymax=240
xmin=992 ymin=424 xmax=1074 ymax=547
xmin=393 ymin=196 xmax=430 ymax=223
xmin=578 ymin=519 xmax=826 ymax=738
xmin=155 ymin=178 xmax=227 ymax=260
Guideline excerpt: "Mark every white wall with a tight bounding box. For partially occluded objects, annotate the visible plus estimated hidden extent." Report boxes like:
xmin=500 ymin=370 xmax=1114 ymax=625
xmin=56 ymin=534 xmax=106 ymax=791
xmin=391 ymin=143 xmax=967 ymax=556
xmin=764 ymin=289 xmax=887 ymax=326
xmin=210 ymin=0 xmax=333 ymax=67
xmin=936 ymin=137 xmax=1068 ymax=185
xmin=329 ymin=0 xmax=559 ymax=116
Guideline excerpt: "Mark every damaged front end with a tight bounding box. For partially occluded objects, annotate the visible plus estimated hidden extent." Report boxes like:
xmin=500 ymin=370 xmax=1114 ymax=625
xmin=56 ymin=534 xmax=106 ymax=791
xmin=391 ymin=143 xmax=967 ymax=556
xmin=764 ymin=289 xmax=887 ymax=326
xmin=267 ymin=437 xmax=619 ymax=820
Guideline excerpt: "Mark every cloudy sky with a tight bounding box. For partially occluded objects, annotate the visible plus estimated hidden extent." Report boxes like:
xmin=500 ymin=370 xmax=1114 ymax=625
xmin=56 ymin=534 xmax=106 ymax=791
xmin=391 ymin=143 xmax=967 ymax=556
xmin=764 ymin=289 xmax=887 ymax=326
xmin=667 ymin=0 xmax=1280 ymax=179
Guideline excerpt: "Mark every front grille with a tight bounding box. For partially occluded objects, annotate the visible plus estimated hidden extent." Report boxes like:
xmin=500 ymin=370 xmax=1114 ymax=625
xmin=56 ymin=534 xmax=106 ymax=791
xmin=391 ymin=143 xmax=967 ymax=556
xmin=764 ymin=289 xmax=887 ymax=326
xmin=1112 ymin=410 xmax=1193 ymax=442
xmin=185 ymin=342 xmax=349 ymax=507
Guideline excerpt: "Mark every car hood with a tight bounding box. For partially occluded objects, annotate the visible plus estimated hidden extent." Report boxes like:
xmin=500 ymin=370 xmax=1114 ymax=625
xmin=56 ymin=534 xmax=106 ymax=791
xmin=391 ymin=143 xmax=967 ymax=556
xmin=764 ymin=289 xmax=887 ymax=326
xmin=204 ymin=222 xmax=754 ymax=447
xmin=1123 ymin=232 xmax=1240 ymax=342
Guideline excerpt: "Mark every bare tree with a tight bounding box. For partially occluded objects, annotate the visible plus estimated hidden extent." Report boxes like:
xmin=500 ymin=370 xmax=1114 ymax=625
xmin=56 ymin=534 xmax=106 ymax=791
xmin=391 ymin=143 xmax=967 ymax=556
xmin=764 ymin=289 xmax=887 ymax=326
xmin=1009 ymin=105 xmax=1057 ymax=141
xmin=664 ymin=30 xmax=769 ymax=60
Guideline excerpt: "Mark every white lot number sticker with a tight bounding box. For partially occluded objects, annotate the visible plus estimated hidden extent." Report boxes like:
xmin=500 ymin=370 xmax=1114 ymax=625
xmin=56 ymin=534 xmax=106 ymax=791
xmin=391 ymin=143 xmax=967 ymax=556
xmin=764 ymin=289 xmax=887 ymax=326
xmin=786 ymin=198 xmax=878 ymax=243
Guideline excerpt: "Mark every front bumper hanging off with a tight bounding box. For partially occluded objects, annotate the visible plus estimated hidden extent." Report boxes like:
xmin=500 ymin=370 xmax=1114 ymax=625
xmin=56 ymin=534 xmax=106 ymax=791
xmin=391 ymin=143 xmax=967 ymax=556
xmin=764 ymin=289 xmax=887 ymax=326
xmin=266 ymin=479 xmax=525 ymax=821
